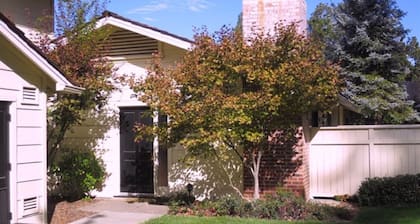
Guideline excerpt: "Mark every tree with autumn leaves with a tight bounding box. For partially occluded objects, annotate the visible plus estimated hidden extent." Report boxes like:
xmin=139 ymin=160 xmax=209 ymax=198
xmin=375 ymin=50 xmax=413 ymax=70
xmin=131 ymin=25 xmax=340 ymax=199
xmin=37 ymin=0 xmax=115 ymax=199
xmin=36 ymin=0 xmax=115 ymax=166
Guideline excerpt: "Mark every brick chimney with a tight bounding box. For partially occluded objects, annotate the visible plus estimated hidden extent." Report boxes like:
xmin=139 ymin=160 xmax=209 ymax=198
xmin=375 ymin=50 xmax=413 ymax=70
xmin=241 ymin=0 xmax=310 ymax=200
xmin=242 ymin=0 xmax=307 ymax=38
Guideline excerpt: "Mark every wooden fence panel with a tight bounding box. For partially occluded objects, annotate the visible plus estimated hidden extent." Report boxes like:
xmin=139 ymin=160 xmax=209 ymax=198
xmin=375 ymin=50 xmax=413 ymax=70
xmin=310 ymin=125 xmax=420 ymax=198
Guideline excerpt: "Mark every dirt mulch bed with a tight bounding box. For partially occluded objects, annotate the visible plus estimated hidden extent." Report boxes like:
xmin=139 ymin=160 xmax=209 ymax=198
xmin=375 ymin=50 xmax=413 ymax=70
xmin=48 ymin=197 xmax=100 ymax=224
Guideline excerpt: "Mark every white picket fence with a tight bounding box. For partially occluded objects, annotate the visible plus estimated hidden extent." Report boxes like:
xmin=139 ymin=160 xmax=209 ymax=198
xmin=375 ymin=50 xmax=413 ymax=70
xmin=309 ymin=125 xmax=420 ymax=198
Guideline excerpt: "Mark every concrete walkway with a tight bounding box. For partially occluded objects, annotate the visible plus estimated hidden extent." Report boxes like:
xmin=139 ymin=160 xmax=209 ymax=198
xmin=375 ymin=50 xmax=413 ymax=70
xmin=70 ymin=198 xmax=169 ymax=224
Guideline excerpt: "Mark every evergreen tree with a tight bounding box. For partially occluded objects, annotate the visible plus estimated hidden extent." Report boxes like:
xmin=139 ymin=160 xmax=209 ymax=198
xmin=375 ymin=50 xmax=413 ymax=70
xmin=310 ymin=0 xmax=418 ymax=124
xmin=408 ymin=37 xmax=420 ymax=80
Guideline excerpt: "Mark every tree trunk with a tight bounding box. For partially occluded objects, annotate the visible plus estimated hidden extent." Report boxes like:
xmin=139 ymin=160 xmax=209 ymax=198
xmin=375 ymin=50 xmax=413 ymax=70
xmin=250 ymin=150 xmax=263 ymax=200
xmin=253 ymin=170 xmax=260 ymax=199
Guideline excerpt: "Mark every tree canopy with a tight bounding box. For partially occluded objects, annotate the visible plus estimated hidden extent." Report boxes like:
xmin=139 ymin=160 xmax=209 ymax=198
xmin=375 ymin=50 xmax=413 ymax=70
xmin=309 ymin=0 xmax=419 ymax=124
xmin=131 ymin=25 xmax=340 ymax=199
xmin=37 ymin=0 xmax=115 ymax=165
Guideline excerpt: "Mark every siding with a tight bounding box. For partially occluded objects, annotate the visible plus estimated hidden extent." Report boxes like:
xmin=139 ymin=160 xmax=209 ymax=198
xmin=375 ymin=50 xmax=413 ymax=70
xmin=0 ymin=60 xmax=47 ymax=223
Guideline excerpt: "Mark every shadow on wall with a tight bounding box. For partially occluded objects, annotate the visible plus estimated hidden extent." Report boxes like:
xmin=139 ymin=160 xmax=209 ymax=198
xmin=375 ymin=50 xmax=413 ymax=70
xmin=309 ymin=127 xmax=373 ymax=197
xmin=243 ymin=128 xmax=303 ymax=196
xmin=48 ymin=107 xmax=119 ymax=197
xmin=62 ymin=107 xmax=119 ymax=154
xmin=168 ymin=146 xmax=243 ymax=201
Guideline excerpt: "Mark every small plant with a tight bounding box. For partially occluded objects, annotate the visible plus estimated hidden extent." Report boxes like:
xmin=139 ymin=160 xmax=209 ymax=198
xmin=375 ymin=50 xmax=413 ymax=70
xmin=51 ymin=149 xmax=106 ymax=201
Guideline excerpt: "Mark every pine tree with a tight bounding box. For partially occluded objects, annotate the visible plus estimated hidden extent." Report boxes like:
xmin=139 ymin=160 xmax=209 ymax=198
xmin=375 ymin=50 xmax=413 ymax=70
xmin=408 ymin=37 xmax=420 ymax=80
xmin=310 ymin=0 xmax=418 ymax=124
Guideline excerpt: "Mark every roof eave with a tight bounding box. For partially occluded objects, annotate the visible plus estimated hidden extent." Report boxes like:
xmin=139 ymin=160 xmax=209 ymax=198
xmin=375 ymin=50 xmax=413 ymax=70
xmin=56 ymin=83 xmax=84 ymax=94
xmin=338 ymin=95 xmax=361 ymax=114
xmin=96 ymin=15 xmax=193 ymax=51
xmin=0 ymin=13 xmax=83 ymax=94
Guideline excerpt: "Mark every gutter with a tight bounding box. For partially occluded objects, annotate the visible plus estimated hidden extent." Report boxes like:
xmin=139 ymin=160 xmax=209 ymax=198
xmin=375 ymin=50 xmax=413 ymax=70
xmin=56 ymin=83 xmax=85 ymax=94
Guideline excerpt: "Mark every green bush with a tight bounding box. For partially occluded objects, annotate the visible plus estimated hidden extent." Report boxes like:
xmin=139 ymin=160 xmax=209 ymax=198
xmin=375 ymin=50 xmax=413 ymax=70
xmin=214 ymin=196 xmax=242 ymax=216
xmin=168 ymin=188 xmax=354 ymax=221
xmin=210 ymin=189 xmax=309 ymax=220
xmin=358 ymin=174 xmax=420 ymax=206
xmin=52 ymin=149 xmax=106 ymax=201
xmin=165 ymin=190 xmax=196 ymax=207
xmin=252 ymin=197 xmax=283 ymax=219
xmin=264 ymin=188 xmax=307 ymax=220
xmin=307 ymin=203 xmax=354 ymax=222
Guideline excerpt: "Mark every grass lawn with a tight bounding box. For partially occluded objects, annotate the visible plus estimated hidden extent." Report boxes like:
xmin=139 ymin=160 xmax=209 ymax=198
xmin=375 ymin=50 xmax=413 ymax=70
xmin=144 ymin=216 xmax=323 ymax=224
xmin=352 ymin=206 xmax=420 ymax=224
xmin=145 ymin=206 xmax=420 ymax=224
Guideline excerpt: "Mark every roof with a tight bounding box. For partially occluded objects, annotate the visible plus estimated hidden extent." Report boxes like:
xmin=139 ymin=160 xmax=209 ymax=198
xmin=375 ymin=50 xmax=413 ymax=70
xmin=338 ymin=94 xmax=361 ymax=113
xmin=0 ymin=12 xmax=83 ymax=94
xmin=97 ymin=11 xmax=193 ymax=50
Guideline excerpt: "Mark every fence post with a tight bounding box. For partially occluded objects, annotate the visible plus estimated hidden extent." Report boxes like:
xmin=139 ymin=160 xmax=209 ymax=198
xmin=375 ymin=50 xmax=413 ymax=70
xmin=368 ymin=127 xmax=374 ymax=178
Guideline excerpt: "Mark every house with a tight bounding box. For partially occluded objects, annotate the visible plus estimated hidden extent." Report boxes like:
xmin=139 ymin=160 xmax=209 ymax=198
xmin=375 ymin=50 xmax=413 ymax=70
xmin=66 ymin=0 xmax=420 ymax=201
xmin=65 ymin=1 xmax=351 ymax=201
xmin=0 ymin=1 xmax=82 ymax=223
xmin=64 ymin=11 xmax=243 ymax=200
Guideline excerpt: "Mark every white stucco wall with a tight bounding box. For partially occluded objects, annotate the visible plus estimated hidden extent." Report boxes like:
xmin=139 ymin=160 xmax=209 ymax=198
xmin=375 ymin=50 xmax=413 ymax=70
xmin=168 ymin=146 xmax=243 ymax=200
xmin=0 ymin=60 xmax=48 ymax=224
xmin=64 ymin=42 xmax=243 ymax=200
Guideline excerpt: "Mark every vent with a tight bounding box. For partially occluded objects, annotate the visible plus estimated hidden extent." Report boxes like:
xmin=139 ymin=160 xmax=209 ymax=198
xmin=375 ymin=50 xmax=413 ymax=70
xmin=100 ymin=28 xmax=159 ymax=57
xmin=23 ymin=197 xmax=39 ymax=216
xmin=22 ymin=87 xmax=39 ymax=105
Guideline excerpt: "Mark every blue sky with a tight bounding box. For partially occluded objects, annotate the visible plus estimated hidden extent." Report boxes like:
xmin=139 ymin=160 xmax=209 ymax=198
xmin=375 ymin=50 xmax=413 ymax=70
xmin=107 ymin=0 xmax=419 ymax=40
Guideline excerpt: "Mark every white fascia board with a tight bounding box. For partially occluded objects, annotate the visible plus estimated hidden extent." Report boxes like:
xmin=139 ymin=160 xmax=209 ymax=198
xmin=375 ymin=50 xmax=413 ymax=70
xmin=56 ymin=83 xmax=85 ymax=94
xmin=338 ymin=95 xmax=361 ymax=113
xmin=97 ymin=17 xmax=192 ymax=50
xmin=0 ymin=20 xmax=83 ymax=94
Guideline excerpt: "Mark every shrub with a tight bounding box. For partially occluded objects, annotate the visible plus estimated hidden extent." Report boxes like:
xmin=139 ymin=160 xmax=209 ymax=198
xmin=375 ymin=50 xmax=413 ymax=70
xmin=165 ymin=190 xmax=196 ymax=207
xmin=214 ymin=196 xmax=242 ymax=216
xmin=271 ymin=188 xmax=307 ymax=220
xmin=168 ymin=187 xmax=354 ymax=222
xmin=214 ymin=188 xmax=309 ymax=220
xmin=252 ymin=197 xmax=283 ymax=219
xmin=239 ymin=201 xmax=254 ymax=217
xmin=307 ymin=203 xmax=355 ymax=222
xmin=358 ymin=174 xmax=420 ymax=206
xmin=52 ymin=149 xmax=106 ymax=201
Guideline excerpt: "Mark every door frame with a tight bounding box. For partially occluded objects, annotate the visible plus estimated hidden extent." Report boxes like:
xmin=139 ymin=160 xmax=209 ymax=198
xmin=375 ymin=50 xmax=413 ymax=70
xmin=0 ymin=102 xmax=10 ymax=223
xmin=119 ymin=106 xmax=155 ymax=195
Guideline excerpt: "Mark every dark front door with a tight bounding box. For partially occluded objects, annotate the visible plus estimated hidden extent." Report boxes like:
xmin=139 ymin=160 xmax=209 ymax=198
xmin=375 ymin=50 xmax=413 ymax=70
xmin=120 ymin=107 xmax=154 ymax=194
xmin=0 ymin=102 xmax=10 ymax=223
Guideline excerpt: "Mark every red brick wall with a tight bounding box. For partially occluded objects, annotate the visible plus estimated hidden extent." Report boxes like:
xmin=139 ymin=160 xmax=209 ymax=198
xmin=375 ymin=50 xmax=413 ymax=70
xmin=243 ymin=127 xmax=309 ymax=199
xmin=241 ymin=0 xmax=310 ymax=199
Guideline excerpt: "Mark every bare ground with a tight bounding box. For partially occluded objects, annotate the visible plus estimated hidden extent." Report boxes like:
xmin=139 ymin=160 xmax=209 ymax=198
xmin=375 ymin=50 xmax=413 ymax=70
xmin=48 ymin=197 xmax=99 ymax=224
